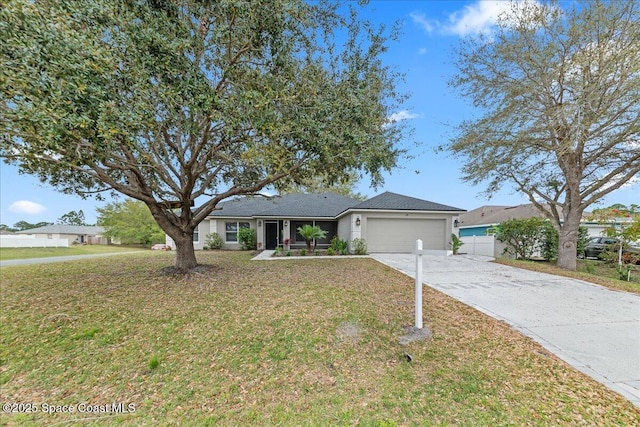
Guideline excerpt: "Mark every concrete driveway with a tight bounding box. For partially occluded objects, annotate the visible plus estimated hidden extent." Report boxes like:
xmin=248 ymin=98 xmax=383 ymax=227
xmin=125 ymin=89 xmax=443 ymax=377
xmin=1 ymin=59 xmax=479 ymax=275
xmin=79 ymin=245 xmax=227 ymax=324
xmin=371 ymin=253 xmax=640 ymax=408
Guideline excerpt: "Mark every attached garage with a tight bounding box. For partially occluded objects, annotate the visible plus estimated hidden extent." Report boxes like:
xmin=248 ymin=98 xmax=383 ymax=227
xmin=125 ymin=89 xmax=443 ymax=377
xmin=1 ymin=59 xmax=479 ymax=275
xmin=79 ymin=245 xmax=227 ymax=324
xmin=366 ymin=218 xmax=446 ymax=253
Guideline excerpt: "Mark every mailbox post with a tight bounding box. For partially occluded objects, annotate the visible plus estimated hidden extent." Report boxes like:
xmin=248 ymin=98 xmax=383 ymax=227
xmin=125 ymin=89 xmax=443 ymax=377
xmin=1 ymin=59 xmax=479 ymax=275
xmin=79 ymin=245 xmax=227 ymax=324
xmin=414 ymin=239 xmax=426 ymax=329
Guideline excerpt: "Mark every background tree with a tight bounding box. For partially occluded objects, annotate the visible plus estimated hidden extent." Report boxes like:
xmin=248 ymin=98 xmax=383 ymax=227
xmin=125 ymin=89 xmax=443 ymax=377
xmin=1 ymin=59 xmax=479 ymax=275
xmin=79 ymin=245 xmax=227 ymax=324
xmin=588 ymin=204 xmax=640 ymax=244
xmin=97 ymin=199 xmax=165 ymax=246
xmin=57 ymin=210 xmax=87 ymax=226
xmin=449 ymin=0 xmax=640 ymax=270
xmin=0 ymin=0 xmax=407 ymax=271
xmin=12 ymin=221 xmax=53 ymax=231
xmin=279 ymin=170 xmax=367 ymax=200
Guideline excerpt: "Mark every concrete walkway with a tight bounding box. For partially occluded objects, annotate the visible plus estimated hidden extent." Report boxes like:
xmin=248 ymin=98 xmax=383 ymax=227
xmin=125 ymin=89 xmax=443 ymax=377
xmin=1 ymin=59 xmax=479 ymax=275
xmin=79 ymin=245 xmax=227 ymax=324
xmin=371 ymin=253 xmax=640 ymax=408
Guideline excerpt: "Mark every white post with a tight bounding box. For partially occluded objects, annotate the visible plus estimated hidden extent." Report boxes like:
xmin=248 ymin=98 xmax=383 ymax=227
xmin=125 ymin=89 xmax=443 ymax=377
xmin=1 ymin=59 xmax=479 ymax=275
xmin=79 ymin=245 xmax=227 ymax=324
xmin=415 ymin=239 xmax=423 ymax=329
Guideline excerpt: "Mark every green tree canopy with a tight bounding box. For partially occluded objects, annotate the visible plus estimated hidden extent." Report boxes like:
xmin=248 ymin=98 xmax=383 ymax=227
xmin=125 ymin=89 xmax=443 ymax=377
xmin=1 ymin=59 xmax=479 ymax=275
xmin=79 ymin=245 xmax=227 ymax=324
xmin=57 ymin=210 xmax=87 ymax=226
xmin=448 ymin=0 xmax=640 ymax=270
xmin=97 ymin=199 xmax=165 ymax=246
xmin=279 ymin=170 xmax=367 ymax=200
xmin=12 ymin=221 xmax=53 ymax=231
xmin=0 ymin=0 xmax=408 ymax=271
xmin=588 ymin=204 xmax=640 ymax=243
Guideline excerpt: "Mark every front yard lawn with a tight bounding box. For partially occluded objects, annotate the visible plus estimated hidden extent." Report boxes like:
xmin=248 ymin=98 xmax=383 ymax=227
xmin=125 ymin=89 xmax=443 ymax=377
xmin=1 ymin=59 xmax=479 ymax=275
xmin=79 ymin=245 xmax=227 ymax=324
xmin=0 ymin=245 xmax=145 ymax=261
xmin=1 ymin=251 xmax=638 ymax=425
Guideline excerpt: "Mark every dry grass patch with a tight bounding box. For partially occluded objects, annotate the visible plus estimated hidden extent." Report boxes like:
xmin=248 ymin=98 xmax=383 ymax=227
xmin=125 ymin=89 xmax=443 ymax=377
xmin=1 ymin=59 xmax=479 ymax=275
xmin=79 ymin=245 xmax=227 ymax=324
xmin=1 ymin=251 xmax=638 ymax=426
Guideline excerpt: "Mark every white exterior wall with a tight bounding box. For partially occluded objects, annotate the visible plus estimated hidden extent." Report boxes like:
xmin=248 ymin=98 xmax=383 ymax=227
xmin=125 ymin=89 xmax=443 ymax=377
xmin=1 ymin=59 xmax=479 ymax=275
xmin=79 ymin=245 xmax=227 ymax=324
xmin=204 ymin=218 xmax=256 ymax=250
xmin=165 ymin=218 xmax=256 ymax=250
xmin=337 ymin=217 xmax=351 ymax=245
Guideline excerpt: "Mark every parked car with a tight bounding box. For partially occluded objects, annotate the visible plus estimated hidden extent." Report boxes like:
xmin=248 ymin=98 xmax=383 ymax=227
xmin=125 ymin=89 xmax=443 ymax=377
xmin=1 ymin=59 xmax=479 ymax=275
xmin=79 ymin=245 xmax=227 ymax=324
xmin=151 ymin=244 xmax=172 ymax=251
xmin=579 ymin=237 xmax=639 ymax=259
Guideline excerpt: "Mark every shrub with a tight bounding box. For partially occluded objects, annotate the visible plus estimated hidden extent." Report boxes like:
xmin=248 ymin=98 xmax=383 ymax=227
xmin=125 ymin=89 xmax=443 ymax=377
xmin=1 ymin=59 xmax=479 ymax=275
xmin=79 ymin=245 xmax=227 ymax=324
xmin=539 ymin=222 xmax=558 ymax=261
xmin=327 ymin=247 xmax=336 ymax=256
xmin=495 ymin=218 xmax=589 ymax=261
xmin=299 ymin=248 xmax=306 ymax=256
xmin=238 ymin=227 xmax=257 ymax=250
xmin=297 ymin=224 xmax=328 ymax=252
xmin=330 ymin=235 xmax=348 ymax=254
xmin=352 ymin=238 xmax=367 ymax=255
xmin=541 ymin=223 xmax=589 ymax=261
xmin=495 ymin=218 xmax=547 ymax=260
xmin=204 ymin=232 xmax=224 ymax=250
xmin=450 ymin=234 xmax=463 ymax=255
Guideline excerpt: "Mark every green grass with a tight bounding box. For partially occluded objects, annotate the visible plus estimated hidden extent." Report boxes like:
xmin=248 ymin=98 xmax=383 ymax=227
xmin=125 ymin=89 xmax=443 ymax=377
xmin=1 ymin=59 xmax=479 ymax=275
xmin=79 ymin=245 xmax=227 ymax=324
xmin=0 ymin=245 xmax=145 ymax=261
xmin=494 ymin=258 xmax=640 ymax=295
xmin=1 ymin=251 xmax=638 ymax=426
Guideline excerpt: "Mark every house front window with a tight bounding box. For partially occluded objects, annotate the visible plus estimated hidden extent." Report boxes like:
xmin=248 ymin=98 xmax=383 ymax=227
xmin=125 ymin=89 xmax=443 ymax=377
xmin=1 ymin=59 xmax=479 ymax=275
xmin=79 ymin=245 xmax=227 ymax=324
xmin=225 ymin=221 xmax=250 ymax=242
xmin=193 ymin=230 xmax=199 ymax=242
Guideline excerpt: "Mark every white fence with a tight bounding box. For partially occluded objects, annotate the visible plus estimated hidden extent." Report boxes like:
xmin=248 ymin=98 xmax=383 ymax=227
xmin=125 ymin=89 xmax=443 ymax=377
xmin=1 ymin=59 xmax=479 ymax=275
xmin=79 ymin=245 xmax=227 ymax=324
xmin=0 ymin=235 xmax=69 ymax=248
xmin=460 ymin=235 xmax=495 ymax=257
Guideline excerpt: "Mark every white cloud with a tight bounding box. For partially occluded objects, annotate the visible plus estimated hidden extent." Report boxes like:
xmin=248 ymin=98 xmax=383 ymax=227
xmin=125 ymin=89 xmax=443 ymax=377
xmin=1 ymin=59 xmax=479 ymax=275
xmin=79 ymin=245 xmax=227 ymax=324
xmin=8 ymin=200 xmax=47 ymax=215
xmin=387 ymin=110 xmax=421 ymax=124
xmin=445 ymin=1 xmax=512 ymax=36
xmin=412 ymin=1 xmax=546 ymax=38
xmin=621 ymin=175 xmax=639 ymax=189
xmin=409 ymin=12 xmax=435 ymax=34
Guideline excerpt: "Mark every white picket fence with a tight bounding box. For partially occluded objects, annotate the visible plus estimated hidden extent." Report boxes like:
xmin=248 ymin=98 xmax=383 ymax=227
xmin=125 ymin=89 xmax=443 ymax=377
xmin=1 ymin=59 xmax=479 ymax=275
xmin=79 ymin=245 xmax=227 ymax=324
xmin=0 ymin=235 xmax=69 ymax=248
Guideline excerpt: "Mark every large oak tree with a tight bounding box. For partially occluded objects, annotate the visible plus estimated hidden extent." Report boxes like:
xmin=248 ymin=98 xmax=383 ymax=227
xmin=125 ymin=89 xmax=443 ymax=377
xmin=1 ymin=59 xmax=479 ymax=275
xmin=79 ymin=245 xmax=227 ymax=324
xmin=0 ymin=0 xmax=407 ymax=270
xmin=449 ymin=0 xmax=640 ymax=270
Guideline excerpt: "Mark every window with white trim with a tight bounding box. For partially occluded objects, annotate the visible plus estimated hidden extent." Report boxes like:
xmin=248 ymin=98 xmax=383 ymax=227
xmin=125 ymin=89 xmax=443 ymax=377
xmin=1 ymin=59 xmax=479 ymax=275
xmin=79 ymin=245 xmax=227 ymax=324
xmin=225 ymin=222 xmax=250 ymax=242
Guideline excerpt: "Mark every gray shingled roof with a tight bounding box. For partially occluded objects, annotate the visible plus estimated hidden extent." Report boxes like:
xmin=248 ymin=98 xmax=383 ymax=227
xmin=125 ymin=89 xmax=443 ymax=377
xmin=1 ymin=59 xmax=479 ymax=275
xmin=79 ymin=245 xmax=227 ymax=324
xmin=16 ymin=225 xmax=104 ymax=235
xmin=353 ymin=191 xmax=465 ymax=212
xmin=458 ymin=204 xmax=565 ymax=227
xmin=208 ymin=193 xmax=359 ymax=218
xmin=208 ymin=191 xmax=464 ymax=218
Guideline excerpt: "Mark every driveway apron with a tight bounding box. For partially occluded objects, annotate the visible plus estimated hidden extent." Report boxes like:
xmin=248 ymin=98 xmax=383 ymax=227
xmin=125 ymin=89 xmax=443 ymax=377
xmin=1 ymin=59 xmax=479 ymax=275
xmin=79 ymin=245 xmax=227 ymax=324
xmin=371 ymin=253 xmax=640 ymax=408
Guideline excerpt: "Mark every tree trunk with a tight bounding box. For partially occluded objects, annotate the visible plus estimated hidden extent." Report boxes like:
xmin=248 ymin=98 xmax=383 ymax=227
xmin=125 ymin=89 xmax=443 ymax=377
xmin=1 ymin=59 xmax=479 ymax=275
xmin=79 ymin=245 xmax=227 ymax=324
xmin=557 ymin=209 xmax=582 ymax=271
xmin=174 ymin=234 xmax=198 ymax=271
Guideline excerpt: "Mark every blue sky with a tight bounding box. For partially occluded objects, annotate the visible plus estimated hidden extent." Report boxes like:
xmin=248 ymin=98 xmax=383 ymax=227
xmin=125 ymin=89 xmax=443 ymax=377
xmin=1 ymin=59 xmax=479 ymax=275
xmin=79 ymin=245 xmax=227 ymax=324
xmin=1 ymin=0 xmax=638 ymax=227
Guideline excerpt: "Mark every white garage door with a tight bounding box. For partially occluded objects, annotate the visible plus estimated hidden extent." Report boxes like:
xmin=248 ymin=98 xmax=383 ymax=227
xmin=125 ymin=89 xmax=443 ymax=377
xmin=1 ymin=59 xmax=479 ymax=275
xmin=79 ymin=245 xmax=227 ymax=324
xmin=367 ymin=218 xmax=446 ymax=253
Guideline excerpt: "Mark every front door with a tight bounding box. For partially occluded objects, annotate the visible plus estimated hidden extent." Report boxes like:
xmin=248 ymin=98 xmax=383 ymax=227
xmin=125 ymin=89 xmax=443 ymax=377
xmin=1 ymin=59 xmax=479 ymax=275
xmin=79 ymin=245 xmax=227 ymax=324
xmin=265 ymin=221 xmax=278 ymax=250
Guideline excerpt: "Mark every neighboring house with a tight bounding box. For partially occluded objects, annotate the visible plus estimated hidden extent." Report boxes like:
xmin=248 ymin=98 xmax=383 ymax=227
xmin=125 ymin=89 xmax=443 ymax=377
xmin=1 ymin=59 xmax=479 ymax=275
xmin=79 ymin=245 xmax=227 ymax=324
xmin=458 ymin=204 xmax=604 ymax=237
xmin=15 ymin=225 xmax=110 ymax=245
xmin=166 ymin=191 xmax=465 ymax=253
xmin=457 ymin=204 xmax=613 ymax=257
xmin=458 ymin=204 xmax=550 ymax=237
